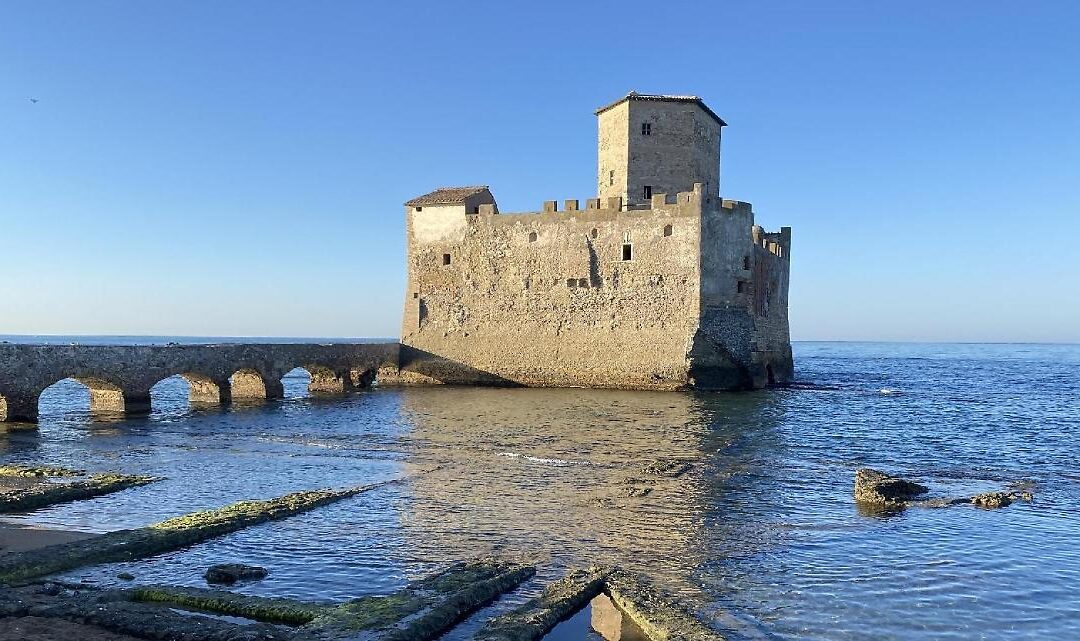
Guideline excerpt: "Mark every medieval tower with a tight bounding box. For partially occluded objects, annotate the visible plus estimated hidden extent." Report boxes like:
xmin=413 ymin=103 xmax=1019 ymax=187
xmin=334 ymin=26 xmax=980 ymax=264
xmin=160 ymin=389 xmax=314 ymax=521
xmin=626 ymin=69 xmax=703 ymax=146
xmin=393 ymin=92 xmax=793 ymax=390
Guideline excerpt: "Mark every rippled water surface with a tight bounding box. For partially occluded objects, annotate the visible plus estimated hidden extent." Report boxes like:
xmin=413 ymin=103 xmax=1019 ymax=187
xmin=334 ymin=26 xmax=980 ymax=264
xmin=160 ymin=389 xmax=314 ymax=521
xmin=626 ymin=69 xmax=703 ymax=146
xmin=2 ymin=342 xmax=1078 ymax=640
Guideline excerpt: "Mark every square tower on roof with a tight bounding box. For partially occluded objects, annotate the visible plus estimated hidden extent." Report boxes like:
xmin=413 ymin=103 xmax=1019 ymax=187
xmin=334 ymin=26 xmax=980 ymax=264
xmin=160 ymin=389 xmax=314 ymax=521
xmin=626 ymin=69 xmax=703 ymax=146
xmin=596 ymin=92 xmax=725 ymax=207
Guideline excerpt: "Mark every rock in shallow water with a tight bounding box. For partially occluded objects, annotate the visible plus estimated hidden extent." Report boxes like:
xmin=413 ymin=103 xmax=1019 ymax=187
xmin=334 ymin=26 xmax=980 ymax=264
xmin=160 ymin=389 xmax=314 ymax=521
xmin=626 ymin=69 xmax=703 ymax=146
xmin=853 ymin=468 xmax=929 ymax=505
xmin=205 ymin=564 xmax=268 ymax=584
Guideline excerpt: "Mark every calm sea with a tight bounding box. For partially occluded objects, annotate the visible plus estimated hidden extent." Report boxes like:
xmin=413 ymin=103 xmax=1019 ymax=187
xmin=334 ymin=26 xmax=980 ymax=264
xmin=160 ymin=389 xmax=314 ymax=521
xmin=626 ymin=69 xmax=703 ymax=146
xmin=1 ymin=341 xmax=1077 ymax=640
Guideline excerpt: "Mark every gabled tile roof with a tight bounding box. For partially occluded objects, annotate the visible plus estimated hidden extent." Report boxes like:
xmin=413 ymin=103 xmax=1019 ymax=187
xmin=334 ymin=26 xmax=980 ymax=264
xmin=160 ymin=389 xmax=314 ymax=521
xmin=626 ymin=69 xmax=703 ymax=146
xmin=595 ymin=92 xmax=727 ymax=127
xmin=405 ymin=186 xmax=490 ymax=207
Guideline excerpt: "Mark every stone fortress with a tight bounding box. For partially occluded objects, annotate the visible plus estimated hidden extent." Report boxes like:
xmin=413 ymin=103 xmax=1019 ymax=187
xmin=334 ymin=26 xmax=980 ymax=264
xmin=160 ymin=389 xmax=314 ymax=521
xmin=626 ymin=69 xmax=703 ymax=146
xmin=397 ymin=92 xmax=793 ymax=390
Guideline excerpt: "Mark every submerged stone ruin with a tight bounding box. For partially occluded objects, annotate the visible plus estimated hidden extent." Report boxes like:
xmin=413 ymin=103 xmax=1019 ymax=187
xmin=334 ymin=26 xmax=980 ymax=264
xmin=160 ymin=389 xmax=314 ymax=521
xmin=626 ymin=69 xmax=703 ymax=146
xmin=0 ymin=465 xmax=728 ymax=641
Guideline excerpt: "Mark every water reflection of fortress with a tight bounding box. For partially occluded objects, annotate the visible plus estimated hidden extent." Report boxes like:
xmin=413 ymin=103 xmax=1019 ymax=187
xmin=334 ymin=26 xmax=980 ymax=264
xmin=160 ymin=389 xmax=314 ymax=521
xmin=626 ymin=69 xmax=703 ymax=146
xmin=390 ymin=387 xmax=782 ymax=611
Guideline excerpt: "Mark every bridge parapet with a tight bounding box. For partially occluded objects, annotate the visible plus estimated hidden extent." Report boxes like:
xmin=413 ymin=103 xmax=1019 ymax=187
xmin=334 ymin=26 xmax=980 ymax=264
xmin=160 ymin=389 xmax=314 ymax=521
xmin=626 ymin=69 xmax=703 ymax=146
xmin=0 ymin=342 xmax=400 ymax=423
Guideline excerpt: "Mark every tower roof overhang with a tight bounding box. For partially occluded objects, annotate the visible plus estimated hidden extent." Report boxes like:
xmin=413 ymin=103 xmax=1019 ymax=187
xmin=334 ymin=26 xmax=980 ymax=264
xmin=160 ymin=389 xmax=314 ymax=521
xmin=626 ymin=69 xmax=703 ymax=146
xmin=405 ymin=186 xmax=491 ymax=207
xmin=594 ymin=92 xmax=727 ymax=127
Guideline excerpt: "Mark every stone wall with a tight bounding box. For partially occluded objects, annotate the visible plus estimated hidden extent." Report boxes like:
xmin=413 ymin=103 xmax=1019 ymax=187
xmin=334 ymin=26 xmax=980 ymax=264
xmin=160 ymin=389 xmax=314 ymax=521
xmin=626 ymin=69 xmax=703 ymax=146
xmin=397 ymin=183 xmax=793 ymax=391
xmin=399 ymin=189 xmax=706 ymax=390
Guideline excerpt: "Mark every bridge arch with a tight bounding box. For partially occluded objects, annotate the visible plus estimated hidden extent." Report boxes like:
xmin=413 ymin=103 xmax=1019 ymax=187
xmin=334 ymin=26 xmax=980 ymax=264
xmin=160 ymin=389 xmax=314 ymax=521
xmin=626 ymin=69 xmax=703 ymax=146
xmin=37 ymin=376 xmax=127 ymax=419
xmin=282 ymin=364 xmax=377 ymax=397
xmin=149 ymin=373 xmax=228 ymax=413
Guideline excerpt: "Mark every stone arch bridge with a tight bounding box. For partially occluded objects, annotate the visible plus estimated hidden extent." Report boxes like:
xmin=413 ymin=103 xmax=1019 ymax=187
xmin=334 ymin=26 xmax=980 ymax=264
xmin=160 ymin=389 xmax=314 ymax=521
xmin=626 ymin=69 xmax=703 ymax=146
xmin=0 ymin=342 xmax=400 ymax=423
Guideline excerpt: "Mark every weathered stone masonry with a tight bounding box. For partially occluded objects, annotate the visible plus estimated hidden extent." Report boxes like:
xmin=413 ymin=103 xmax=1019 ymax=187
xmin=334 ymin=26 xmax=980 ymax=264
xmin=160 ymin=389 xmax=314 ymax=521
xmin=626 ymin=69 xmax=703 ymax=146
xmin=393 ymin=92 xmax=793 ymax=390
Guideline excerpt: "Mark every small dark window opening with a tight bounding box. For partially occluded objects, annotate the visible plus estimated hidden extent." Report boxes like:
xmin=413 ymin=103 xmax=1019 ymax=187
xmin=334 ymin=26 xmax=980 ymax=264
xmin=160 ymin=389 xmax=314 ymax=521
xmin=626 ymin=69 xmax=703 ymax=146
xmin=442 ymin=254 xmax=451 ymax=265
xmin=663 ymin=224 xmax=673 ymax=237
xmin=743 ymin=256 xmax=751 ymax=270
xmin=609 ymin=170 xmax=615 ymax=186
xmin=578 ymin=278 xmax=588 ymax=288
xmin=412 ymin=292 xmax=419 ymax=299
xmin=643 ymin=185 xmax=653 ymax=200
xmin=622 ymin=244 xmax=633 ymax=261
xmin=415 ymin=206 xmax=423 ymax=212
xmin=590 ymin=228 xmax=598 ymax=239
xmin=471 ymin=206 xmax=480 ymax=214
xmin=528 ymin=232 xmax=538 ymax=243
xmin=737 ymin=280 xmax=747 ymax=294
xmin=641 ymin=122 xmax=652 ymax=136
xmin=566 ymin=278 xmax=576 ymax=288
xmin=766 ymin=364 xmax=777 ymax=386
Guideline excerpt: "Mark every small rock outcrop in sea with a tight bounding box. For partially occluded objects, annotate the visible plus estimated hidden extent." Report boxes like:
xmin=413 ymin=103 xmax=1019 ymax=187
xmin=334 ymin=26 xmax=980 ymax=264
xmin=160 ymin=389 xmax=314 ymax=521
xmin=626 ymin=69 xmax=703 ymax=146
xmin=854 ymin=469 xmax=1036 ymax=511
xmin=205 ymin=564 xmax=268 ymax=584
xmin=853 ymin=468 xmax=929 ymax=506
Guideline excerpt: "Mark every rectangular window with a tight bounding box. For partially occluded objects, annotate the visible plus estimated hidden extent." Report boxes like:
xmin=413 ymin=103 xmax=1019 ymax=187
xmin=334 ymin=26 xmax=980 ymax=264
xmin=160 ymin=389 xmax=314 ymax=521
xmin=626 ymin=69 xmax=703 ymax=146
xmin=643 ymin=185 xmax=653 ymax=200
xmin=442 ymin=253 xmax=451 ymax=265
xmin=737 ymin=281 xmax=747 ymax=294
xmin=609 ymin=170 xmax=615 ymax=186
xmin=641 ymin=122 xmax=651 ymax=136
xmin=622 ymin=244 xmax=633 ymax=261
xmin=743 ymin=256 xmax=751 ymax=270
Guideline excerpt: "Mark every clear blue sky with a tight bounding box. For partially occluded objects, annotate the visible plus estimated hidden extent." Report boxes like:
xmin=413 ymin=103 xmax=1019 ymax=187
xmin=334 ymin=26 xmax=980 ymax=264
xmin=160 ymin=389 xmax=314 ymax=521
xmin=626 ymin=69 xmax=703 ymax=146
xmin=2 ymin=2 xmax=1078 ymax=342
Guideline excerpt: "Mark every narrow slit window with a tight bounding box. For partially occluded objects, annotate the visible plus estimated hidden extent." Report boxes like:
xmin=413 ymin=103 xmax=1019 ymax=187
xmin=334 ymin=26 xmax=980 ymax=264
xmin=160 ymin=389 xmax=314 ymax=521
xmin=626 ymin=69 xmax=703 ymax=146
xmin=663 ymin=224 xmax=673 ymax=237
xmin=622 ymin=244 xmax=633 ymax=261
xmin=609 ymin=170 xmax=615 ymax=186
xmin=442 ymin=253 xmax=451 ymax=265
xmin=643 ymin=185 xmax=653 ymax=200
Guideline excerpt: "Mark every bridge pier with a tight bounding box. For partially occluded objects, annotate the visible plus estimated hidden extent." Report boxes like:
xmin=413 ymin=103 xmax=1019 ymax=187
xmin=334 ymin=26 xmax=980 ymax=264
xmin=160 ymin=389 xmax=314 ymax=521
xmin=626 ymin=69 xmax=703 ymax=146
xmin=121 ymin=389 xmax=153 ymax=415
xmin=265 ymin=378 xmax=284 ymax=400
xmin=0 ymin=391 xmax=39 ymax=423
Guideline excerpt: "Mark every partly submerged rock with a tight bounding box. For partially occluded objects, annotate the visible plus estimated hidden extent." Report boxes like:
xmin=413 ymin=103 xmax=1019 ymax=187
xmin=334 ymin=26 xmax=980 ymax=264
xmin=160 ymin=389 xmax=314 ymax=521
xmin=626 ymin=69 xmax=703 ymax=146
xmin=205 ymin=564 xmax=268 ymax=584
xmin=853 ymin=468 xmax=929 ymax=505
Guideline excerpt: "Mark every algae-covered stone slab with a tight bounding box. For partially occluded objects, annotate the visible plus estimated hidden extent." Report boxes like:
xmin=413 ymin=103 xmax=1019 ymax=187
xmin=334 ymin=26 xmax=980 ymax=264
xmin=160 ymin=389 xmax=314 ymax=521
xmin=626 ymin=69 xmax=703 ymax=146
xmin=131 ymin=584 xmax=322 ymax=625
xmin=0 ymin=479 xmax=399 ymax=585
xmin=473 ymin=566 xmax=610 ymax=641
xmin=27 ymin=588 xmax=293 ymax=641
xmin=0 ymin=474 xmax=158 ymax=514
xmin=301 ymin=558 xmax=536 ymax=641
xmin=604 ymin=570 xmax=726 ymax=641
xmin=0 ymin=464 xmax=84 ymax=478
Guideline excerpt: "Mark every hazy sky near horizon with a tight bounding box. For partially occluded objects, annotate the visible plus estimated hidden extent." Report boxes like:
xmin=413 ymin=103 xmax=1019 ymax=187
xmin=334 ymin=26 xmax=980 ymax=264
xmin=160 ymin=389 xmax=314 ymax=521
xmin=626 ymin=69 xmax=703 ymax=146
xmin=2 ymin=2 xmax=1078 ymax=342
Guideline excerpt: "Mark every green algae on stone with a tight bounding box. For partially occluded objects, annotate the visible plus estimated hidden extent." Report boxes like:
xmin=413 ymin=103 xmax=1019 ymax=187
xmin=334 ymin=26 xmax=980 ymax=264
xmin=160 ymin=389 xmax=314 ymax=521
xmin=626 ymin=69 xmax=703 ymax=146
xmin=0 ymin=464 xmax=85 ymax=478
xmin=302 ymin=558 xmax=536 ymax=641
xmin=131 ymin=585 xmax=321 ymax=625
xmin=605 ymin=570 xmax=727 ymax=641
xmin=473 ymin=566 xmax=610 ymax=641
xmin=0 ymin=480 xmax=396 ymax=585
xmin=0 ymin=474 xmax=158 ymax=514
